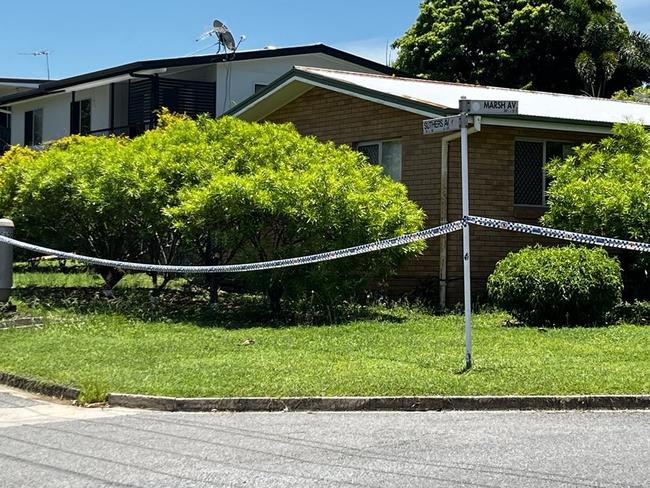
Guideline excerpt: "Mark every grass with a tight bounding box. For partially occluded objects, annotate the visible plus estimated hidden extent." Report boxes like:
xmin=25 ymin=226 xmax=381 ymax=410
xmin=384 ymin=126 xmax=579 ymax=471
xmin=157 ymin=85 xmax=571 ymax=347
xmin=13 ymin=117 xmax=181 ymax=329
xmin=0 ymin=269 xmax=648 ymax=402
xmin=13 ymin=266 xmax=176 ymax=289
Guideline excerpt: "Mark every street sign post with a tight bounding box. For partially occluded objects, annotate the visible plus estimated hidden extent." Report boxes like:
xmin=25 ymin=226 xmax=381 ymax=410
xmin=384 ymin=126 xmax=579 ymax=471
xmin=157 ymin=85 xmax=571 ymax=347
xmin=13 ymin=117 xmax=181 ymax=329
xmin=461 ymin=100 xmax=519 ymax=115
xmin=424 ymin=98 xmax=519 ymax=370
xmin=466 ymin=99 xmax=518 ymax=115
xmin=423 ymin=115 xmax=463 ymax=135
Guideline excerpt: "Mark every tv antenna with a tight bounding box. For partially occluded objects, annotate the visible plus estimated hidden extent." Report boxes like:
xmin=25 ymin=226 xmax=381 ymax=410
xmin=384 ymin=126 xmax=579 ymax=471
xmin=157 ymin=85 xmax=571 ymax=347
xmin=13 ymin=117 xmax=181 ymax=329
xmin=19 ymin=50 xmax=53 ymax=80
xmin=196 ymin=20 xmax=245 ymax=55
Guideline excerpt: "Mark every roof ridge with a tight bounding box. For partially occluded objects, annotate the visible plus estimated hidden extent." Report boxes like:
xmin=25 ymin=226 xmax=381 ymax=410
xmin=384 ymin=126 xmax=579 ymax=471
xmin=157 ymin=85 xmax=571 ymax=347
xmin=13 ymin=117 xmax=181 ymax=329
xmin=1 ymin=44 xmax=397 ymax=106
xmin=296 ymin=66 xmax=650 ymax=106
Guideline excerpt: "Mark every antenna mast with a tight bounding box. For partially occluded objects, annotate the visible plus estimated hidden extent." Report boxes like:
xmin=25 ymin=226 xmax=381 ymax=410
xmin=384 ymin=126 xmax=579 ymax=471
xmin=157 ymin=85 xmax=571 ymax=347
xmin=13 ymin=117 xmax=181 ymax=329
xmin=19 ymin=50 xmax=52 ymax=80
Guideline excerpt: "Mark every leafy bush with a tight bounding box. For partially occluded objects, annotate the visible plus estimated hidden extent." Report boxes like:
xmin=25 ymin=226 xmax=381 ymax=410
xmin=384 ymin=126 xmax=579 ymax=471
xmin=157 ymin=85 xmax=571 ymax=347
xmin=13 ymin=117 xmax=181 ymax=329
xmin=0 ymin=136 xmax=172 ymax=289
xmin=0 ymin=112 xmax=425 ymax=314
xmin=611 ymin=301 xmax=650 ymax=325
xmin=543 ymin=123 xmax=650 ymax=299
xmin=487 ymin=246 xmax=622 ymax=326
xmin=165 ymin=115 xmax=425 ymax=313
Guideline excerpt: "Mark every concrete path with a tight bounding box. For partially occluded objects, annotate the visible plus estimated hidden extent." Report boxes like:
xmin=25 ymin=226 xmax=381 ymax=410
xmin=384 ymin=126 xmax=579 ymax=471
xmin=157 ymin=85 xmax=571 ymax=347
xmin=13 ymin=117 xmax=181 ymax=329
xmin=0 ymin=386 xmax=135 ymax=428
xmin=0 ymin=387 xmax=648 ymax=487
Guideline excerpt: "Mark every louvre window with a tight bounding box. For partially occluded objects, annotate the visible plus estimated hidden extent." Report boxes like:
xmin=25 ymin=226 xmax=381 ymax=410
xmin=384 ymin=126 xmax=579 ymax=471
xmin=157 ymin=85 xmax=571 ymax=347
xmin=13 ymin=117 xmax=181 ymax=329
xmin=358 ymin=140 xmax=402 ymax=181
xmin=514 ymin=140 xmax=571 ymax=206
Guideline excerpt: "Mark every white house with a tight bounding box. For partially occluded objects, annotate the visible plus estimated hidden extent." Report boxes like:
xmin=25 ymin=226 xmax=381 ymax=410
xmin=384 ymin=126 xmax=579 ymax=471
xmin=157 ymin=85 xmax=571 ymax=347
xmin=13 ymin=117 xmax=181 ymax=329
xmin=0 ymin=77 xmax=49 ymax=151
xmin=0 ymin=44 xmax=397 ymax=149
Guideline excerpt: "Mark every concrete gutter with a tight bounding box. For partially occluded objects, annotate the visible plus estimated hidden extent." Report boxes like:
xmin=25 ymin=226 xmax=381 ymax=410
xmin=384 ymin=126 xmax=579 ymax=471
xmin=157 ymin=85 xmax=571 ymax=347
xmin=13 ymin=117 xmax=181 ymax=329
xmin=107 ymin=393 xmax=650 ymax=412
xmin=0 ymin=372 xmax=80 ymax=401
xmin=2 ymin=372 xmax=648 ymax=411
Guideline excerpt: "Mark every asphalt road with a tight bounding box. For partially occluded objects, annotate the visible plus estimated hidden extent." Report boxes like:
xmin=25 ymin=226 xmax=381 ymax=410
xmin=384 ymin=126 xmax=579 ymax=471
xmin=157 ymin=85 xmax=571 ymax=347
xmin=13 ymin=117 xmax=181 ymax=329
xmin=0 ymin=387 xmax=648 ymax=488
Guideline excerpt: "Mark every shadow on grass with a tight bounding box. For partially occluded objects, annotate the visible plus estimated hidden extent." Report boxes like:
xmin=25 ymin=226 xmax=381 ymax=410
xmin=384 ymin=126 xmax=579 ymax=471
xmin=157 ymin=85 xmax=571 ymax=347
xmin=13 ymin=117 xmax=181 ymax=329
xmin=13 ymin=287 xmax=408 ymax=330
xmin=499 ymin=317 xmax=618 ymax=330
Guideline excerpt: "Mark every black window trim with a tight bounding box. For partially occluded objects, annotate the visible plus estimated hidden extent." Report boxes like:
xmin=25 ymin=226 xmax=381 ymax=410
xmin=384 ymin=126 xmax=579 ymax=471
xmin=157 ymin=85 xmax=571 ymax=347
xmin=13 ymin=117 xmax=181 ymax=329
xmin=514 ymin=137 xmax=572 ymax=208
xmin=24 ymin=108 xmax=43 ymax=146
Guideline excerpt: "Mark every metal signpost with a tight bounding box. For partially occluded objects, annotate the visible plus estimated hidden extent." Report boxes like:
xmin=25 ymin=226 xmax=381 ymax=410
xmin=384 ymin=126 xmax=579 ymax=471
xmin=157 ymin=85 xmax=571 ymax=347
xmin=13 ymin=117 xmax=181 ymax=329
xmin=423 ymin=98 xmax=518 ymax=369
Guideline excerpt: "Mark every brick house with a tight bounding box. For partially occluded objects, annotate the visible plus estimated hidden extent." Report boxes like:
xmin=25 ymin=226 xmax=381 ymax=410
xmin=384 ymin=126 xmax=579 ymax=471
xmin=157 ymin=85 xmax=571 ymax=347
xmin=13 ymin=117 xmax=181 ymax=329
xmin=229 ymin=67 xmax=650 ymax=306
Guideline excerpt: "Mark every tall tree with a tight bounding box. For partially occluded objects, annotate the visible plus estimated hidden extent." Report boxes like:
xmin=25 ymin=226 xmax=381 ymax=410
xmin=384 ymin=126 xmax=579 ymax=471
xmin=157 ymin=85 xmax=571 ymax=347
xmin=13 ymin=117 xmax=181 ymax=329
xmin=394 ymin=0 xmax=650 ymax=96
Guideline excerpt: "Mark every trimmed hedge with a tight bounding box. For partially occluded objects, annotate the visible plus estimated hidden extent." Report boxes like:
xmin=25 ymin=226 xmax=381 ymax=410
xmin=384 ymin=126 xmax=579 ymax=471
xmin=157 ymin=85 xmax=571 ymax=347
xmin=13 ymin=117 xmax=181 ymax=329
xmin=487 ymin=246 xmax=622 ymax=326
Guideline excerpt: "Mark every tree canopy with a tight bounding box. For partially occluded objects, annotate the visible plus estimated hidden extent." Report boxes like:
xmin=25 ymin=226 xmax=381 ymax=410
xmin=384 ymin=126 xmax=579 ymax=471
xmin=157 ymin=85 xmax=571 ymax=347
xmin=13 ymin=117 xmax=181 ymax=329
xmin=394 ymin=0 xmax=650 ymax=96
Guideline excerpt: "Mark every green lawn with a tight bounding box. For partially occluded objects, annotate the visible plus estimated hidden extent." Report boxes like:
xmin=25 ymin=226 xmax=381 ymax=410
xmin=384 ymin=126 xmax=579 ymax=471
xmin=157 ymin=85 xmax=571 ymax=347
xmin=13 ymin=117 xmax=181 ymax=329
xmin=1 ymin=280 xmax=648 ymax=402
xmin=13 ymin=267 xmax=174 ymax=289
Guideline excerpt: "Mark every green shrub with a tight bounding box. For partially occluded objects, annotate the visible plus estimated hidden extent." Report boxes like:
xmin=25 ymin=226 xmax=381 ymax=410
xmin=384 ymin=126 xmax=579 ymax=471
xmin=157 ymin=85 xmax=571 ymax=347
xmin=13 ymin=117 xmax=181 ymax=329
xmin=543 ymin=123 xmax=650 ymax=299
xmin=487 ymin=246 xmax=622 ymax=326
xmin=0 ymin=112 xmax=425 ymax=314
xmin=611 ymin=301 xmax=650 ymax=325
xmin=167 ymin=114 xmax=425 ymax=313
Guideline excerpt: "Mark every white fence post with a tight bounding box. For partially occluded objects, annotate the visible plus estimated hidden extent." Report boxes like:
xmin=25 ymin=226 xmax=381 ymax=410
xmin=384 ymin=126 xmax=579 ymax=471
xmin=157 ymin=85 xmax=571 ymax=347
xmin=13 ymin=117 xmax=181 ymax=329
xmin=0 ymin=219 xmax=14 ymax=304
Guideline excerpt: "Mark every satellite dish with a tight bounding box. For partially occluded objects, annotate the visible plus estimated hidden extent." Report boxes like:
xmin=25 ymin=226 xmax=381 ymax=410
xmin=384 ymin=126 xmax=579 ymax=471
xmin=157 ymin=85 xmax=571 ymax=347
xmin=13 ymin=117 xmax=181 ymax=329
xmin=213 ymin=19 xmax=228 ymax=34
xmin=220 ymin=30 xmax=236 ymax=51
xmin=195 ymin=19 xmax=243 ymax=54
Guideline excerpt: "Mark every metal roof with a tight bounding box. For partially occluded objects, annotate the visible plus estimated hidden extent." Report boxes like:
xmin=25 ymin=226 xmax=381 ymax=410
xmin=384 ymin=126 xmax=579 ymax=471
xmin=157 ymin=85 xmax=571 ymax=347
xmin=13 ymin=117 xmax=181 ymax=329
xmin=231 ymin=66 xmax=650 ymax=128
xmin=0 ymin=77 xmax=51 ymax=85
xmin=0 ymin=45 xmax=400 ymax=106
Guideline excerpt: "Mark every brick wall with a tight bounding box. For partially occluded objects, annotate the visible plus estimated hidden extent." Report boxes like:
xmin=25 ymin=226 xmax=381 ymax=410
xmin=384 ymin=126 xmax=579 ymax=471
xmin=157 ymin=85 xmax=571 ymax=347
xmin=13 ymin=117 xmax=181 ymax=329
xmin=264 ymin=87 xmax=603 ymax=304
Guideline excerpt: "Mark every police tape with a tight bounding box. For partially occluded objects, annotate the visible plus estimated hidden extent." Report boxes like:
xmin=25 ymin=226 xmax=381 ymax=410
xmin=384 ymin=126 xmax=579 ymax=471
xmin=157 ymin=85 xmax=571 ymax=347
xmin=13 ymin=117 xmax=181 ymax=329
xmin=0 ymin=220 xmax=464 ymax=274
xmin=0 ymin=216 xmax=647 ymax=274
xmin=464 ymin=215 xmax=650 ymax=253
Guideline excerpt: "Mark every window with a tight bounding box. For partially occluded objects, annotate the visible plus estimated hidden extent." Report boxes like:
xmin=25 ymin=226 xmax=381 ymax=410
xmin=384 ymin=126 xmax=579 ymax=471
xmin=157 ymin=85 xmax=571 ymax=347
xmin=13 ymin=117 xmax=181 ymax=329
xmin=514 ymin=140 xmax=572 ymax=206
xmin=79 ymin=99 xmax=91 ymax=135
xmin=358 ymin=140 xmax=402 ymax=180
xmin=71 ymin=99 xmax=91 ymax=135
xmin=254 ymin=83 xmax=267 ymax=94
xmin=24 ymin=108 xmax=43 ymax=146
xmin=0 ymin=111 xmax=10 ymax=153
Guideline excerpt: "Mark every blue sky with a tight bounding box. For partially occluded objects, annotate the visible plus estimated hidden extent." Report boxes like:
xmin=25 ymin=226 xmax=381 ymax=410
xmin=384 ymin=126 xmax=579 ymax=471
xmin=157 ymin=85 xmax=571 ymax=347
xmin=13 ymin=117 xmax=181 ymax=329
xmin=1 ymin=0 xmax=648 ymax=80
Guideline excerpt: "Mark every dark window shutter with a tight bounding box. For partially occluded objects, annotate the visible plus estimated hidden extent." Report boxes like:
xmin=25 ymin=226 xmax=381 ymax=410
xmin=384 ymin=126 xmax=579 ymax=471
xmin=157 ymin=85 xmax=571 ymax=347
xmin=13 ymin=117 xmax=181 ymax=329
xmin=161 ymin=87 xmax=179 ymax=113
xmin=70 ymin=101 xmax=81 ymax=134
xmin=24 ymin=110 xmax=34 ymax=146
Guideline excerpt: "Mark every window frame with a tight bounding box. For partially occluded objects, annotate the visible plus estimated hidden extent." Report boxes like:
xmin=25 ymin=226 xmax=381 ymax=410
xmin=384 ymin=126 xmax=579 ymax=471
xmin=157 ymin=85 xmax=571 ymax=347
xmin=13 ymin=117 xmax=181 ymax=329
xmin=24 ymin=108 xmax=44 ymax=146
xmin=357 ymin=139 xmax=403 ymax=181
xmin=514 ymin=138 xmax=572 ymax=208
xmin=79 ymin=99 xmax=92 ymax=135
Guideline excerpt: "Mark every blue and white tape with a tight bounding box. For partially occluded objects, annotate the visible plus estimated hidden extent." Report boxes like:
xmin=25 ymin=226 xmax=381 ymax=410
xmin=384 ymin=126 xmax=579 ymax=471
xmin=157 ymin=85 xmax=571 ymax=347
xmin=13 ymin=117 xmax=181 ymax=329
xmin=465 ymin=216 xmax=650 ymax=253
xmin=0 ymin=216 xmax=647 ymax=274
xmin=0 ymin=221 xmax=464 ymax=274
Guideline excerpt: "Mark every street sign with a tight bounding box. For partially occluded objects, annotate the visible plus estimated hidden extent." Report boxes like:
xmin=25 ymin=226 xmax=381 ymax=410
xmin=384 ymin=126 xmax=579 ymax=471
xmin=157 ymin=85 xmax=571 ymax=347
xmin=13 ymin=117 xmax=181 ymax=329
xmin=463 ymin=100 xmax=519 ymax=115
xmin=422 ymin=115 xmax=463 ymax=135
